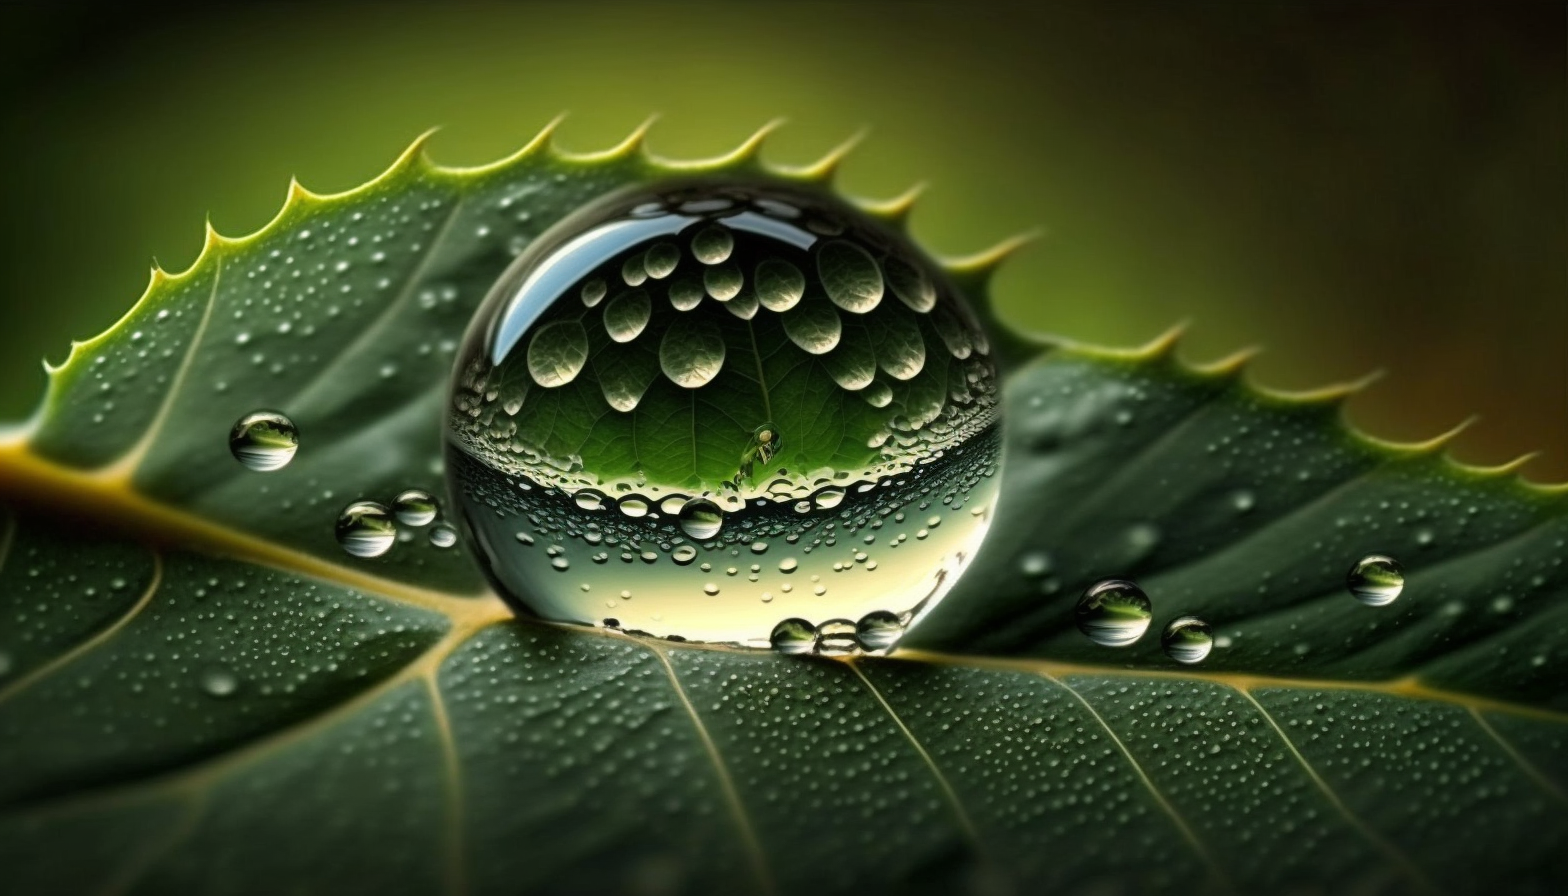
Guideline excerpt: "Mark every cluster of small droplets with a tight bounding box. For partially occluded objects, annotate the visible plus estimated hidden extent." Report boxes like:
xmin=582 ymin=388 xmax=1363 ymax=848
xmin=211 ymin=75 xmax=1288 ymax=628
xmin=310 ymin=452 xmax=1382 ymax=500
xmin=769 ymin=610 xmax=905 ymax=657
xmin=334 ymin=487 xmax=455 ymax=557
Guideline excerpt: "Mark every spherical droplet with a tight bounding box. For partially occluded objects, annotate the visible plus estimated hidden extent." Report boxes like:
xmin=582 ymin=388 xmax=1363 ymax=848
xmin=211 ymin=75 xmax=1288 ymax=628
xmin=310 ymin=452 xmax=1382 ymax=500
xmin=815 ymin=619 xmax=860 ymax=656
xmin=336 ymin=501 xmax=396 ymax=558
xmin=678 ymin=498 xmax=724 ymax=540
xmin=1161 ymin=616 xmax=1213 ymax=664
xmin=603 ymin=289 xmax=652 ymax=342
xmin=755 ymin=258 xmax=805 ymax=311
xmin=1347 ymin=554 xmax=1404 ymax=606
xmin=229 ymin=410 xmax=299 ymax=472
xmin=392 ymin=489 xmax=438 ymax=526
xmin=446 ymin=178 xmax=1001 ymax=646
xmin=428 ymin=522 xmax=459 ymax=548
xmin=691 ymin=224 xmax=734 ymax=264
xmin=817 ymin=240 xmax=883 ymax=313
xmin=770 ymin=618 xmax=817 ymax=655
xmin=856 ymin=610 xmax=904 ymax=654
xmin=1075 ymin=579 xmax=1153 ymax=647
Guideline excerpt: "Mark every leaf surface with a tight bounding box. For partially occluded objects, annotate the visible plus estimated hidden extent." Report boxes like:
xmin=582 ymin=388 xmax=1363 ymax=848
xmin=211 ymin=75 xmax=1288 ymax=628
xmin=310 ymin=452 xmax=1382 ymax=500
xmin=0 ymin=124 xmax=1564 ymax=895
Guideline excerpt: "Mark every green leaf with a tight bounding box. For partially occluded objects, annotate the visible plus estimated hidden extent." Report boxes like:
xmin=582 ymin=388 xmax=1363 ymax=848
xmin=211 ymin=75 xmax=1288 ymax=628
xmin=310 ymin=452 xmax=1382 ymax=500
xmin=1 ymin=123 xmax=1564 ymax=895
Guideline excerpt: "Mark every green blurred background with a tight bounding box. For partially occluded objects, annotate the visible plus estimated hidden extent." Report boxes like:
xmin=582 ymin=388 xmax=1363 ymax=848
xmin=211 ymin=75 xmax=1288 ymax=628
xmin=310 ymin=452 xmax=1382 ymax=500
xmin=2 ymin=1 xmax=1563 ymax=479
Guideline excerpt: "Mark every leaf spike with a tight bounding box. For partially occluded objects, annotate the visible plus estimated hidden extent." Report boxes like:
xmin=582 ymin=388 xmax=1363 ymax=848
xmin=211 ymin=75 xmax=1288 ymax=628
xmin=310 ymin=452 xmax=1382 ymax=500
xmin=857 ymin=181 xmax=927 ymax=228
xmin=563 ymin=114 xmax=661 ymax=164
xmin=721 ymin=116 xmax=787 ymax=167
xmin=1473 ymin=451 xmax=1543 ymax=478
xmin=787 ymin=126 xmax=869 ymax=183
xmin=1264 ymin=368 xmax=1386 ymax=406
xmin=1392 ymin=414 xmax=1478 ymax=455
xmin=441 ymin=115 xmax=563 ymax=177
xmin=1140 ymin=320 xmax=1190 ymax=360
xmin=1198 ymin=344 xmax=1263 ymax=378
xmin=392 ymin=125 xmax=441 ymax=174
xmin=940 ymin=228 xmax=1044 ymax=279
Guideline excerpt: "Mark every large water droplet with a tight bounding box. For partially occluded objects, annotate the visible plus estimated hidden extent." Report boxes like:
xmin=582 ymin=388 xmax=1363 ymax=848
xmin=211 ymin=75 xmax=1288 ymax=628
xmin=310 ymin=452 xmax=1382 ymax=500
xmin=1161 ymin=616 xmax=1213 ymax=664
xmin=446 ymin=178 xmax=1001 ymax=647
xmin=1347 ymin=554 xmax=1404 ymax=606
xmin=229 ymin=410 xmax=299 ymax=471
xmin=815 ymin=619 xmax=860 ymax=656
xmin=392 ymin=489 xmax=438 ymax=526
xmin=428 ymin=522 xmax=459 ymax=548
xmin=336 ymin=501 xmax=396 ymax=558
xmin=1075 ymin=579 xmax=1153 ymax=647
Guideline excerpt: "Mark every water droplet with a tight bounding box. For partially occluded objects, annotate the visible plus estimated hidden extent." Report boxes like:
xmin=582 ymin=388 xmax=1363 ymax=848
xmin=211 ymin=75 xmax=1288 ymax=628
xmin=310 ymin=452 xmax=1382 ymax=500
xmin=229 ymin=410 xmax=299 ymax=471
xmin=678 ymin=498 xmax=724 ymax=540
xmin=603 ymin=289 xmax=652 ymax=342
xmin=335 ymin=501 xmax=396 ymax=558
xmin=817 ymin=240 xmax=883 ymax=313
xmin=815 ymin=619 xmax=860 ymax=656
xmin=200 ymin=666 xmax=238 ymax=697
xmin=446 ymin=179 xmax=1001 ymax=646
xmin=1161 ymin=616 xmax=1213 ymax=664
xmin=755 ymin=258 xmax=806 ymax=311
xmin=392 ymin=489 xmax=438 ymax=526
xmin=1075 ymin=579 xmax=1153 ymax=647
xmin=691 ymin=224 xmax=734 ymax=264
xmin=770 ymin=618 xmax=817 ymax=655
xmin=856 ymin=610 xmax=904 ymax=654
xmin=1347 ymin=554 xmax=1404 ymax=606
xmin=429 ymin=522 xmax=458 ymax=548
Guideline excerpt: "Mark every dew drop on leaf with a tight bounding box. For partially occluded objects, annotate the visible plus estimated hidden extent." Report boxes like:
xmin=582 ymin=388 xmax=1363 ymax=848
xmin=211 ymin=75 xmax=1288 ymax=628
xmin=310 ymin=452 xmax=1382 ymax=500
xmin=335 ymin=501 xmax=396 ymax=558
xmin=769 ymin=617 xmax=817 ymax=655
xmin=1161 ymin=615 xmax=1213 ymax=664
xmin=1347 ymin=553 xmax=1404 ymax=606
xmin=1075 ymin=579 xmax=1153 ymax=647
xmin=445 ymin=178 xmax=1002 ymax=647
xmin=228 ymin=410 xmax=299 ymax=472
xmin=428 ymin=522 xmax=458 ymax=549
xmin=391 ymin=489 xmax=438 ymax=526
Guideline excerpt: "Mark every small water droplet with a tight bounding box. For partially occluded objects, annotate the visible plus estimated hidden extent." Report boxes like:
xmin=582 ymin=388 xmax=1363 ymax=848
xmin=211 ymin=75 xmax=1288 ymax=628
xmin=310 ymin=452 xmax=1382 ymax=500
xmin=770 ymin=618 xmax=817 ymax=655
xmin=1347 ymin=554 xmax=1404 ymax=606
xmin=1075 ymin=579 xmax=1153 ymax=647
xmin=691 ymin=224 xmax=734 ymax=264
xmin=428 ymin=522 xmax=458 ymax=548
xmin=335 ymin=502 xmax=396 ymax=558
xmin=856 ymin=610 xmax=904 ymax=654
xmin=392 ymin=489 xmax=438 ymax=526
xmin=672 ymin=545 xmax=699 ymax=566
xmin=817 ymin=240 xmax=883 ymax=313
xmin=618 ymin=497 xmax=649 ymax=518
xmin=678 ymin=498 xmax=724 ymax=540
xmin=200 ymin=666 xmax=238 ymax=697
xmin=815 ymin=619 xmax=860 ymax=656
xmin=229 ymin=410 xmax=299 ymax=472
xmin=1161 ymin=616 xmax=1213 ymax=664
xmin=575 ymin=489 xmax=607 ymax=511
xmin=814 ymin=488 xmax=845 ymax=510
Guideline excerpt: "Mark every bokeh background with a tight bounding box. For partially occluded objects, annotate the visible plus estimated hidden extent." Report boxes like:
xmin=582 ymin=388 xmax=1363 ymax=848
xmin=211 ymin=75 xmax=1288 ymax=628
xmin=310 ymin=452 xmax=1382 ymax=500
xmin=2 ymin=0 xmax=1562 ymax=479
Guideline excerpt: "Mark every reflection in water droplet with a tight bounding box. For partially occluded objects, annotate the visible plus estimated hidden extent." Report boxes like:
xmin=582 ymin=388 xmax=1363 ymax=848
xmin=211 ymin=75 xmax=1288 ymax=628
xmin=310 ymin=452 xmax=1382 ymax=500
xmin=817 ymin=240 xmax=883 ymax=313
xmin=603 ymin=289 xmax=652 ymax=342
xmin=429 ymin=522 xmax=458 ymax=548
xmin=755 ymin=258 xmax=805 ymax=311
xmin=1075 ymin=579 xmax=1153 ymax=647
xmin=691 ymin=224 xmax=734 ymax=264
xmin=446 ymin=178 xmax=1001 ymax=647
xmin=392 ymin=489 xmax=438 ymax=526
xmin=1161 ymin=616 xmax=1213 ymax=664
xmin=1347 ymin=554 xmax=1404 ymax=606
xmin=815 ymin=619 xmax=860 ymax=656
xmin=856 ymin=610 xmax=904 ymax=654
xmin=678 ymin=498 xmax=724 ymax=540
xmin=200 ymin=666 xmax=238 ymax=697
xmin=770 ymin=618 xmax=817 ymax=655
xmin=229 ymin=410 xmax=299 ymax=472
xmin=336 ymin=501 xmax=396 ymax=558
